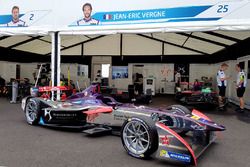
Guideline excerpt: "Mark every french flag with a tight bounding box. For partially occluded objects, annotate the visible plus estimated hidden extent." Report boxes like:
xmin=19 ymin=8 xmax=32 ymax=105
xmin=103 ymin=14 xmax=112 ymax=20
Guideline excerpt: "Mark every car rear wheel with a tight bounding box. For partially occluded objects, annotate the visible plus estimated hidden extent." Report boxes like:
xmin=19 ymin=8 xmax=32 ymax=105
xmin=121 ymin=117 xmax=158 ymax=159
xmin=167 ymin=104 xmax=191 ymax=115
xmin=25 ymin=98 xmax=41 ymax=125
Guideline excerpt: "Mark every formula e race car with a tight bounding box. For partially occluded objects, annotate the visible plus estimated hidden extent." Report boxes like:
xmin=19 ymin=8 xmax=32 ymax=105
xmin=175 ymin=87 xmax=222 ymax=107
xmin=21 ymin=85 xmax=225 ymax=166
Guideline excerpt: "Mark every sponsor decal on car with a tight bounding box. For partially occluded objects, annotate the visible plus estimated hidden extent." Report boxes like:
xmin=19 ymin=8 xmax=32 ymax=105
xmin=160 ymin=150 xmax=191 ymax=163
xmin=44 ymin=109 xmax=52 ymax=121
xmin=39 ymin=117 xmax=45 ymax=125
xmin=52 ymin=112 xmax=78 ymax=120
xmin=198 ymin=118 xmax=214 ymax=124
xmin=87 ymin=113 xmax=99 ymax=122
xmin=159 ymin=135 xmax=173 ymax=146
xmin=114 ymin=114 xmax=130 ymax=121
xmin=52 ymin=113 xmax=77 ymax=117
xmin=191 ymin=115 xmax=200 ymax=120
xmin=160 ymin=150 xmax=170 ymax=158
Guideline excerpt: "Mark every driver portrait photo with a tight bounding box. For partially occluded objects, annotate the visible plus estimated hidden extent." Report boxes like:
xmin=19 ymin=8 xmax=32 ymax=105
xmin=7 ymin=6 xmax=26 ymax=27
xmin=77 ymin=3 xmax=99 ymax=25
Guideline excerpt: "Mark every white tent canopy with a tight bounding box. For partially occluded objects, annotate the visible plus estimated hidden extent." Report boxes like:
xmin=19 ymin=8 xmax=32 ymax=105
xmin=1 ymin=0 xmax=250 ymax=35
xmin=1 ymin=31 xmax=250 ymax=56
xmin=1 ymin=0 xmax=250 ymax=56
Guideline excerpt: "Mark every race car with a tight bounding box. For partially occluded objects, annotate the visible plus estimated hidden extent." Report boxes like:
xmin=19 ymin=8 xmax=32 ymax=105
xmin=175 ymin=87 xmax=223 ymax=107
xmin=21 ymin=85 xmax=225 ymax=166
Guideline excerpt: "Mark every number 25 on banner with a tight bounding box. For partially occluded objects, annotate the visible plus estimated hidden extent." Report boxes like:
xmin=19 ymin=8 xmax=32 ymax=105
xmin=217 ymin=5 xmax=229 ymax=13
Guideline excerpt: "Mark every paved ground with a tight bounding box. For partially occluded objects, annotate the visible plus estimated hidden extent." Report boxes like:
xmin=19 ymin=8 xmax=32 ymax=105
xmin=0 ymin=96 xmax=250 ymax=167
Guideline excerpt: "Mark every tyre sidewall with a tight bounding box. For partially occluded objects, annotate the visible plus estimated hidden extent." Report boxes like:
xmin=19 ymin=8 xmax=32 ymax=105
xmin=25 ymin=98 xmax=41 ymax=125
xmin=121 ymin=117 xmax=158 ymax=159
xmin=167 ymin=105 xmax=191 ymax=115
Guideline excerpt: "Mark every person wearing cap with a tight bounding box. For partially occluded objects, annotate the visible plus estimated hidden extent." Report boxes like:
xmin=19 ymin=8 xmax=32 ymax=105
xmin=216 ymin=63 xmax=230 ymax=111
xmin=77 ymin=3 xmax=99 ymax=25
xmin=235 ymin=64 xmax=247 ymax=113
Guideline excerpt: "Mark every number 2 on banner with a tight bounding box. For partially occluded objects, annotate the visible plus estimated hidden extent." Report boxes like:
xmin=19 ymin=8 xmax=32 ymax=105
xmin=217 ymin=5 xmax=229 ymax=13
xmin=30 ymin=14 xmax=34 ymax=20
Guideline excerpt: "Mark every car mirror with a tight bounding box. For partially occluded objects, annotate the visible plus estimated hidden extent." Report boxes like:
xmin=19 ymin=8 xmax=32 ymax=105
xmin=107 ymin=102 xmax=118 ymax=109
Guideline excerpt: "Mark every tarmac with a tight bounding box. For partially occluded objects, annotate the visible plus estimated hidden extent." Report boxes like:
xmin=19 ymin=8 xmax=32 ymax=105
xmin=0 ymin=96 xmax=250 ymax=167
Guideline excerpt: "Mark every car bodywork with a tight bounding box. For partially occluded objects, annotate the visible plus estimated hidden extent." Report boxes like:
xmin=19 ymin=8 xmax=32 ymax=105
xmin=21 ymin=85 xmax=225 ymax=166
xmin=175 ymin=88 xmax=220 ymax=107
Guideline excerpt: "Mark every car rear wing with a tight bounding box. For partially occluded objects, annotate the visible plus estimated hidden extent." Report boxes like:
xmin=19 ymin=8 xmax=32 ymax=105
xmin=38 ymin=86 xmax=69 ymax=92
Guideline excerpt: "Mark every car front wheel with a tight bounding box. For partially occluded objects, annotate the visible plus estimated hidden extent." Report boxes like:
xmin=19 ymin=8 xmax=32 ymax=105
xmin=121 ymin=117 xmax=158 ymax=159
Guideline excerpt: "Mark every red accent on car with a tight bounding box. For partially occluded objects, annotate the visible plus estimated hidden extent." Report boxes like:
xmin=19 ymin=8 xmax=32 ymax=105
xmin=192 ymin=109 xmax=211 ymax=121
xmin=38 ymin=86 xmax=68 ymax=92
xmin=156 ymin=122 xmax=197 ymax=166
xmin=84 ymin=107 xmax=113 ymax=115
xmin=160 ymin=135 xmax=170 ymax=145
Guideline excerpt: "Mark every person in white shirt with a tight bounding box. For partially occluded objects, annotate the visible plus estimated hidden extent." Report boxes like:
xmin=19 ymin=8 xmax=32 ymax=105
xmin=77 ymin=3 xmax=99 ymax=26
xmin=7 ymin=6 xmax=26 ymax=27
xmin=235 ymin=64 xmax=247 ymax=113
xmin=216 ymin=63 xmax=230 ymax=110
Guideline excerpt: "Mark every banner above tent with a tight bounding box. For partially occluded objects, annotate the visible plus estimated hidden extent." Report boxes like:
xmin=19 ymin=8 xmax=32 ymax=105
xmin=1 ymin=0 xmax=250 ymax=35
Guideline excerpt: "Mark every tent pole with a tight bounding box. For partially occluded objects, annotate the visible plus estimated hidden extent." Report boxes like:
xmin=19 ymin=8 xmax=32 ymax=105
xmin=51 ymin=32 xmax=61 ymax=101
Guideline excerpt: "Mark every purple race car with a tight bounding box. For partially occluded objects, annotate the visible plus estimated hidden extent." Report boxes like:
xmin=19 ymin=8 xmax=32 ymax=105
xmin=21 ymin=85 xmax=225 ymax=166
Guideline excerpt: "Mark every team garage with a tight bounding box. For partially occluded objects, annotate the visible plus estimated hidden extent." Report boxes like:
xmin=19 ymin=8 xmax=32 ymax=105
xmin=0 ymin=1 xmax=250 ymax=167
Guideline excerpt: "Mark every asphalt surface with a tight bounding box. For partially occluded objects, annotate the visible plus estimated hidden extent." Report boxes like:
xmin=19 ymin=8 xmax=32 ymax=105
xmin=0 ymin=96 xmax=250 ymax=167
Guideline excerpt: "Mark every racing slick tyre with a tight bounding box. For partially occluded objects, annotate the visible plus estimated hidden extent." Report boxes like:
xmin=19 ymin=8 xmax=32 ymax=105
xmin=121 ymin=117 xmax=158 ymax=159
xmin=167 ymin=105 xmax=191 ymax=115
xmin=166 ymin=105 xmax=191 ymax=135
xmin=25 ymin=98 xmax=41 ymax=125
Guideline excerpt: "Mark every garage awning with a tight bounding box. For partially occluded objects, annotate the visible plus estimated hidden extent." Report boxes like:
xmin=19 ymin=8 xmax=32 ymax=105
xmin=1 ymin=0 xmax=250 ymax=35
xmin=1 ymin=31 xmax=250 ymax=57
xmin=1 ymin=0 xmax=250 ymax=61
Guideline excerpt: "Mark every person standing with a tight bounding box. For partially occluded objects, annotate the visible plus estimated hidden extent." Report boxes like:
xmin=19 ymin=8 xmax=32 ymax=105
xmin=174 ymin=70 xmax=181 ymax=87
xmin=235 ymin=64 xmax=247 ymax=113
xmin=217 ymin=63 xmax=230 ymax=111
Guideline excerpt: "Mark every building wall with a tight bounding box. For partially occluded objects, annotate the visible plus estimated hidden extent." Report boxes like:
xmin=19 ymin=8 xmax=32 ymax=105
xmin=60 ymin=63 xmax=90 ymax=89
xmin=20 ymin=63 xmax=38 ymax=83
xmin=189 ymin=64 xmax=215 ymax=83
xmin=111 ymin=64 xmax=133 ymax=90
xmin=111 ymin=63 xmax=174 ymax=92
xmin=0 ymin=61 xmax=90 ymax=88
xmin=0 ymin=61 xmax=18 ymax=82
